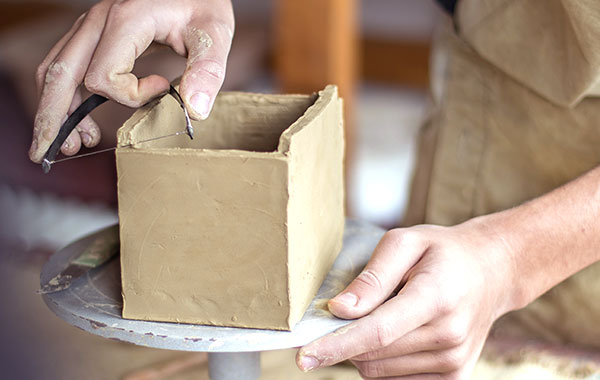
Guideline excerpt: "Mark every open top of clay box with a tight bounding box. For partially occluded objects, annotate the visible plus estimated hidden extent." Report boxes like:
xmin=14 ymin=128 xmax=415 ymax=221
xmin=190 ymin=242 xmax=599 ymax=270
xmin=117 ymin=88 xmax=324 ymax=154
xmin=116 ymin=85 xmax=344 ymax=330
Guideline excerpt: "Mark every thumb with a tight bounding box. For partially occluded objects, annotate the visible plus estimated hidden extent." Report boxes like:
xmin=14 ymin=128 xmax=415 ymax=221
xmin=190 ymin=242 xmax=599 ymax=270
xmin=328 ymin=229 xmax=427 ymax=319
xmin=179 ymin=19 xmax=234 ymax=120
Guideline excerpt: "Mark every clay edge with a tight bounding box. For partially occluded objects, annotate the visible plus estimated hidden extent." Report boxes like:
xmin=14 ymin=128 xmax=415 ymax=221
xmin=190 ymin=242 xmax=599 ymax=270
xmin=117 ymin=90 xmax=320 ymax=157
xmin=277 ymin=85 xmax=338 ymax=154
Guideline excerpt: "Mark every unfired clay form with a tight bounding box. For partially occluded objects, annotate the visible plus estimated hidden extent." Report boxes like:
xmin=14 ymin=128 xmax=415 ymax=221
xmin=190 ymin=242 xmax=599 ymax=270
xmin=116 ymin=85 xmax=345 ymax=330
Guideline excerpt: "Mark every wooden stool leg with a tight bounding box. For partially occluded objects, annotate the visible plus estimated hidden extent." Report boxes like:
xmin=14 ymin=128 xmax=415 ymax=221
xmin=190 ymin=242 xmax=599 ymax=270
xmin=274 ymin=0 xmax=358 ymax=211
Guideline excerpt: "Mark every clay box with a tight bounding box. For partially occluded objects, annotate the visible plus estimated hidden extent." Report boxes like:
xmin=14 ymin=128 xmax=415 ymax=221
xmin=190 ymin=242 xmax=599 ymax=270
xmin=116 ymin=85 xmax=344 ymax=330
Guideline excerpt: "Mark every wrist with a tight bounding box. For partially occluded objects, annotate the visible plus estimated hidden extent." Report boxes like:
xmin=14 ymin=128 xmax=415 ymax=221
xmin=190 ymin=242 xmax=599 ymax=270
xmin=459 ymin=212 xmax=527 ymax=315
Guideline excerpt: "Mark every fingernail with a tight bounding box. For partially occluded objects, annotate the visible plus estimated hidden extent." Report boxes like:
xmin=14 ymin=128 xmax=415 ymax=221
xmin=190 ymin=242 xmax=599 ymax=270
xmin=333 ymin=292 xmax=358 ymax=307
xmin=62 ymin=139 xmax=71 ymax=150
xmin=190 ymin=92 xmax=211 ymax=119
xmin=81 ymin=132 xmax=92 ymax=146
xmin=299 ymin=355 xmax=319 ymax=372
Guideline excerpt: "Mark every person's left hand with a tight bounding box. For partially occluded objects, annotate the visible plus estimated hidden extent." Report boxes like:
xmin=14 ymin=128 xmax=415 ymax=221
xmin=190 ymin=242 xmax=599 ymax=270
xmin=296 ymin=219 xmax=518 ymax=379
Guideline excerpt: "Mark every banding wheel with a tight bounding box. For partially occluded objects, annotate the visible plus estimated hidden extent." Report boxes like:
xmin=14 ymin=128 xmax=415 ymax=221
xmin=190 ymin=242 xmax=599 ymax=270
xmin=40 ymin=219 xmax=385 ymax=379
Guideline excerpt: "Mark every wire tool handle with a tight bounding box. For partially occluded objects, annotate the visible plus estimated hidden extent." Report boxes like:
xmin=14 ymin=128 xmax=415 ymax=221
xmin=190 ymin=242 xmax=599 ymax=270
xmin=42 ymin=94 xmax=108 ymax=173
xmin=41 ymin=86 xmax=194 ymax=174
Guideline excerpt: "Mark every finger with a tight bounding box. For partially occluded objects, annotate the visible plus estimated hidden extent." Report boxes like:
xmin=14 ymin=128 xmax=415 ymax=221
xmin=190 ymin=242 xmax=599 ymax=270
xmin=355 ymin=352 xmax=475 ymax=380
xmin=30 ymin=3 xmax=110 ymax=162
xmin=351 ymin=325 xmax=455 ymax=362
xmin=328 ymin=229 xmax=429 ymax=320
xmin=84 ymin=2 xmax=171 ymax=108
xmin=351 ymin=346 xmax=468 ymax=379
xmin=46 ymin=83 xmax=103 ymax=157
xmin=179 ymin=18 xmax=234 ymax=119
xmin=35 ymin=11 xmax=87 ymax=97
xmin=61 ymin=86 xmax=106 ymax=155
xmin=61 ymin=128 xmax=82 ymax=157
xmin=71 ymin=89 xmax=102 ymax=148
xmin=297 ymin=277 xmax=438 ymax=371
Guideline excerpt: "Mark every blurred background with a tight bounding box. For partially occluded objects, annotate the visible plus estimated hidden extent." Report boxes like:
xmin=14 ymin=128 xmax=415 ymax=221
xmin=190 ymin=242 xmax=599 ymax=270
xmin=0 ymin=0 xmax=439 ymax=378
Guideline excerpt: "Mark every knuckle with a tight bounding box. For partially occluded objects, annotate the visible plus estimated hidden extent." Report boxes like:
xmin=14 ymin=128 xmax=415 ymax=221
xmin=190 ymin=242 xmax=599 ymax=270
xmin=221 ymin=20 xmax=235 ymax=41
xmin=356 ymin=360 xmax=384 ymax=378
xmin=373 ymin=318 xmax=395 ymax=347
xmin=85 ymin=1 xmax=112 ymax=26
xmin=196 ymin=60 xmax=226 ymax=82
xmin=383 ymin=228 xmax=420 ymax=248
xmin=438 ymin=347 xmax=468 ymax=372
xmin=88 ymin=2 xmax=106 ymax=18
xmin=210 ymin=18 xmax=235 ymax=41
xmin=43 ymin=61 xmax=77 ymax=89
xmin=442 ymin=318 xmax=469 ymax=347
xmin=434 ymin=287 xmax=461 ymax=316
xmin=355 ymin=269 xmax=384 ymax=292
xmin=442 ymin=330 xmax=466 ymax=348
xmin=354 ymin=350 xmax=377 ymax=362
xmin=106 ymin=0 xmax=134 ymax=21
xmin=435 ymin=297 xmax=453 ymax=316
xmin=84 ymin=71 xmax=106 ymax=93
xmin=381 ymin=229 xmax=402 ymax=245
xmin=438 ymin=352 xmax=461 ymax=372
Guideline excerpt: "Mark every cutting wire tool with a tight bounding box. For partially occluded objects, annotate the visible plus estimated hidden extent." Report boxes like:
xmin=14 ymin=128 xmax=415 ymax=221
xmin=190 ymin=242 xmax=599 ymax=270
xmin=41 ymin=85 xmax=194 ymax=173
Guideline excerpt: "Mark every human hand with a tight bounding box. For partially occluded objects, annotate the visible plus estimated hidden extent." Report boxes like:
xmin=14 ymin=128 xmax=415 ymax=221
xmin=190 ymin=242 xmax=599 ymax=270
xmin=29 ymin=0 xmax=234 ymax=162
xmin=297 ymin=220 xmax=518 ymax=379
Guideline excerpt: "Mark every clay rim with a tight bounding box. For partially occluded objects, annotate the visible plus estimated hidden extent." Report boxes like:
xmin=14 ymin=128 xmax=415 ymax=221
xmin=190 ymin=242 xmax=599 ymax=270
xmin=115 ymin=85 xmax=339 ymax=157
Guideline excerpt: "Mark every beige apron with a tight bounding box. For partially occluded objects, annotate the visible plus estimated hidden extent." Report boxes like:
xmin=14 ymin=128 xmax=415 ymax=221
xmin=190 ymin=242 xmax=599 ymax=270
xmin=407 ymin=1 xmax=600 ymax=348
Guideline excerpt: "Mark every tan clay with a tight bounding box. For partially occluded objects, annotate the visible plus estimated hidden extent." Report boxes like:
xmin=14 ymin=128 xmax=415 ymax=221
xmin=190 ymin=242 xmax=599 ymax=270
xmin=116 ymin=85 xmax=345 ymax=330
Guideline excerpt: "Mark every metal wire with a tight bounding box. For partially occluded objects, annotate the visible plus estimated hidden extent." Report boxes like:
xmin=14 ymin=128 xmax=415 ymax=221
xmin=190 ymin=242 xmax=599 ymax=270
xmin=48 ymin=130 xmax=188 ymax=165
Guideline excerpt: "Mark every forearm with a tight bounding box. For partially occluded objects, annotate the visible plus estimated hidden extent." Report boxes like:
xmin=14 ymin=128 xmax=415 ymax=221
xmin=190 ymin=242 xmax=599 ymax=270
xmin=472 ymin=165 xmax=600 ymax=311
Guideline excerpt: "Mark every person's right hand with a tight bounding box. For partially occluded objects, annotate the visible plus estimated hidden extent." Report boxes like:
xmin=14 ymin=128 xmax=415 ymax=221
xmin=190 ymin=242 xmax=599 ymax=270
xmin=29 ymin=0 xmax=234 ymax=163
